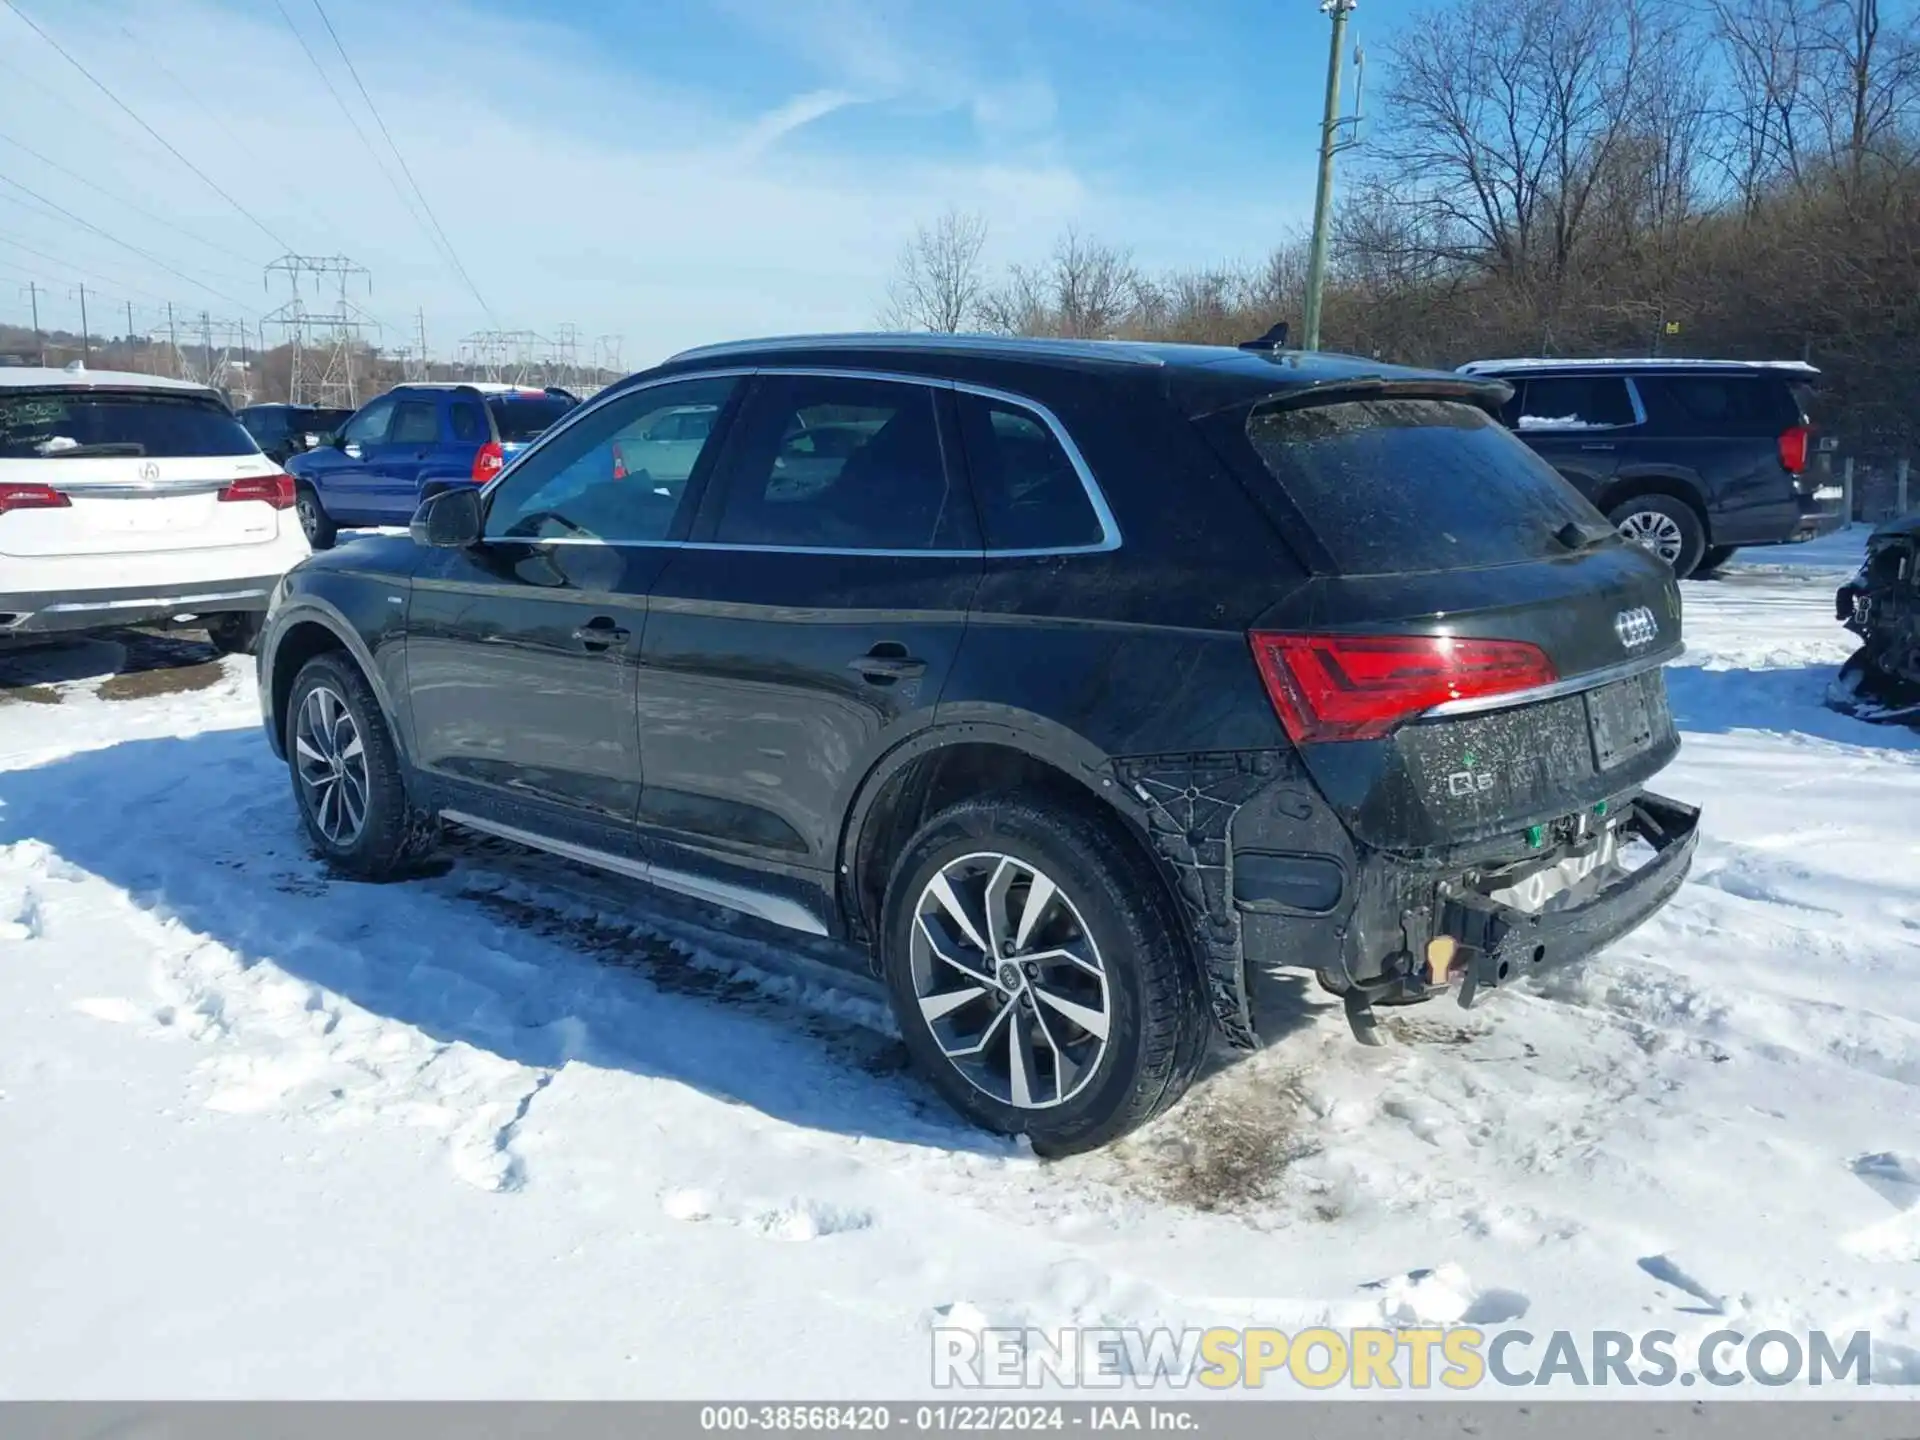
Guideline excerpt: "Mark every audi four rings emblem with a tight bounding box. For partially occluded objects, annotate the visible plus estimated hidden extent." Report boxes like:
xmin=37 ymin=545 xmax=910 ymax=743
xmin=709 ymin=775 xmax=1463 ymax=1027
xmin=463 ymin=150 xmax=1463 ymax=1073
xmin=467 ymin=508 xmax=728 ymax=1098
xmin=138 ymin=461 xmax=160 ymax=483
xmin=1615 ymin=606 xmax=1658 ymax=649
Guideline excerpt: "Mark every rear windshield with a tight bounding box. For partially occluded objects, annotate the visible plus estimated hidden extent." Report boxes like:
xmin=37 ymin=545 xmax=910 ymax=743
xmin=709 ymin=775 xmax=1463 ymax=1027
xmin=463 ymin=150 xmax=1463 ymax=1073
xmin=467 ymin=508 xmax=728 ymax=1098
xmin=0 ymin=389 xmax=258 ymax=459
xmin=1244 ymin=397 xmax=1599 ymax=575
xmin=486 ymin=394 xmax=573 ymax=443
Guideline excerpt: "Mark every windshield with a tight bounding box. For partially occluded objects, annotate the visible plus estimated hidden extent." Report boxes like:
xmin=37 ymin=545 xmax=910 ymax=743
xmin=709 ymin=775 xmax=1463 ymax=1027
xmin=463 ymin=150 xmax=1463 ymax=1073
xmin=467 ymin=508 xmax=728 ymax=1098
xmin=0 ymin=389 xmax=259 ymax=459
xmin=486 ymin=394 xmax=573 ymax=443
xmin=1244 ymin=397 xmax=1602 ymax=575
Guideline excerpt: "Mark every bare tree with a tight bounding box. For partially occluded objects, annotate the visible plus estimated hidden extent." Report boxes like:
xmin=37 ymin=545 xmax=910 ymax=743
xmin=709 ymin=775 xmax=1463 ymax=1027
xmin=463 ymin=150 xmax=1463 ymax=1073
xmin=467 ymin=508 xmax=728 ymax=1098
xmin=976 ymin=229 xmax=1141 ymax=337
xmin=879 ymin=209 xmax=990 ymax=333
xmin=1364 ymin=0 xmax=1661 ymax=295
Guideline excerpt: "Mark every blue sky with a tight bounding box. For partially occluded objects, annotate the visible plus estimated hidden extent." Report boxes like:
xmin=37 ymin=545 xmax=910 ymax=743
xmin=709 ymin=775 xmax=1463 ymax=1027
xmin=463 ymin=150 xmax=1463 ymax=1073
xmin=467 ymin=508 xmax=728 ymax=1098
xmin=0 ymin=0 xmax=1421 ymax=366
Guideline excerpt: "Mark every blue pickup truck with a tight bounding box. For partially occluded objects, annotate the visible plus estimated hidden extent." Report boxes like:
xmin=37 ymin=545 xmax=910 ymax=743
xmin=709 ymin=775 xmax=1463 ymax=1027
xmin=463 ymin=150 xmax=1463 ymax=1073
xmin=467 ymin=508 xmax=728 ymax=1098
xmin=286 ymin=382 xmax=576 ymax=548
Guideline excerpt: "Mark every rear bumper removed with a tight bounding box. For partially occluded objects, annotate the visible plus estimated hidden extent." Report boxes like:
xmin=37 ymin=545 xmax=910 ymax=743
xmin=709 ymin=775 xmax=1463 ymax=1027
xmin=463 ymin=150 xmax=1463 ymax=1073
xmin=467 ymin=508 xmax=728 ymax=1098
xmin=0 ymin=576 xmax=279 ymax=636
xmin=1332 ymin=793 xmax=1698 ymax=1041
xmin=1435 ymin=792 xmax=1698 ymax=1009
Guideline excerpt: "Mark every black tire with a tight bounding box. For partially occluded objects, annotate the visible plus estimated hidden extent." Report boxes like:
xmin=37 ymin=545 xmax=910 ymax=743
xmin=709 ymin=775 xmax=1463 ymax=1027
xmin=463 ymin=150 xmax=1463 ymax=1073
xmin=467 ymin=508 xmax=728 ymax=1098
xmin=205 ymin=612 xmax=263 ymax=657
xmin=1607 ymin=493 xmax=1707 ymax=577
xmin=879 ymin=796 xmax=1208 ymax=1155
xmin=1699 ymin=545 xmax=1739 ymax=573
xmin=286 ymin=652 xmax=431 ymax=879
xmin=295 ymin=483 xmax=337 ymax=551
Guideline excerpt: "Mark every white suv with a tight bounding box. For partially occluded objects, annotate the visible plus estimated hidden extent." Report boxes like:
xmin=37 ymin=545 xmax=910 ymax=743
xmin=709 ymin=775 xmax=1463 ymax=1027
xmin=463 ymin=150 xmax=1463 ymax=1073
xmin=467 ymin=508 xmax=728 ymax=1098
xmin=0 ymin=366 xmax=310 ymax=653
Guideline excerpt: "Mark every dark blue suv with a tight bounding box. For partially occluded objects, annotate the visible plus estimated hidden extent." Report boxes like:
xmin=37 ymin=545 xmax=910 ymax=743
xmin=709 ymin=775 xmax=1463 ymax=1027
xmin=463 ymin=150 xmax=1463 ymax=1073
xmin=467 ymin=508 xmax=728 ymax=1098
xmin=287 ymin=383 xmax=576 ymax=548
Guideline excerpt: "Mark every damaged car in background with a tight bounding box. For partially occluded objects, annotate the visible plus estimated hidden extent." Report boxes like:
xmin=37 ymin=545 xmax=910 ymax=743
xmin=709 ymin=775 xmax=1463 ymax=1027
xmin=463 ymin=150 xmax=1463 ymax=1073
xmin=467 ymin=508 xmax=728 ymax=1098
xmin=1830 ymin=515 xmax=1920 ymax=723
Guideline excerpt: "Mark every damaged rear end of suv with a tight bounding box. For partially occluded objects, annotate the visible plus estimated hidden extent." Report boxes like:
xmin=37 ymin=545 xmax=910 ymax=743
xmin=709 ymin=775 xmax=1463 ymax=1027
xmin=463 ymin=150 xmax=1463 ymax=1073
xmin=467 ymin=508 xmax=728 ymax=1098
xmin=1830 ymin=515 xmax=1920 ymax=723
xmin=1187 ymin=359 xmax=1700 ymax=1045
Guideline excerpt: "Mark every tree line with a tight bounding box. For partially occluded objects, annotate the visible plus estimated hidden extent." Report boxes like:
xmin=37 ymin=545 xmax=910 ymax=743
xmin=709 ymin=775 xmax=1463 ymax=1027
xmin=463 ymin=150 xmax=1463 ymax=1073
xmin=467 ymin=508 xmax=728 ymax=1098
xmin=881 ymin=0 xmax=1920 ymax=457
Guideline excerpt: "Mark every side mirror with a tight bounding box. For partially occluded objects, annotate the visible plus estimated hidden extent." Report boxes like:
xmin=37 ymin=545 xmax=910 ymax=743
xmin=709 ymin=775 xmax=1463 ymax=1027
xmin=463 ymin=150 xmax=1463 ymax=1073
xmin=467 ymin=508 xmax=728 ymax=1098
xmin=410 ymin=486 xmax=484 ymax=548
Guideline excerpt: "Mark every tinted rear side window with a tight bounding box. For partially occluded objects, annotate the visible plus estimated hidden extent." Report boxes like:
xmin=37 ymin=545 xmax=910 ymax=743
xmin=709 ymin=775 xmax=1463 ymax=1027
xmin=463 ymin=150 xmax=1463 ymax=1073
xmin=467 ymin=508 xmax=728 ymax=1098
xmin=0 ymin=390 xmax=258 ymax=459
xmin=486 ymin=394 xmax=572 ymax=442
xmin=1641 ymin=375 xmax=1798 ymax=435
xmin=955 ymin=393 xmax=1104 ymax=550
xmin=449 ymin=403 xmax=484 ymax=442
xmin=1244 ymin=398 xmax=1598 ymax=575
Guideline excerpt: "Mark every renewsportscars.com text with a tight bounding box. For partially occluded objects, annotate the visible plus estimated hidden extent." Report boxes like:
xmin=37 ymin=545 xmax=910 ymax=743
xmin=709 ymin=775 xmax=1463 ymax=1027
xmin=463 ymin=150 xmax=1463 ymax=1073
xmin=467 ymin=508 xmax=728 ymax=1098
xmin=932 ymin=1325 xmax=1878 ymax=1390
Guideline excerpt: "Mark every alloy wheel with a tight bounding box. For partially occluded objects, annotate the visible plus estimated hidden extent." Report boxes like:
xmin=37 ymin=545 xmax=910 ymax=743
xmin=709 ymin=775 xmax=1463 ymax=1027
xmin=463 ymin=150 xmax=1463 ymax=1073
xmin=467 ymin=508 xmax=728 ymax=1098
xmin=1616 ymin=509 xmax=1685 ymax=565
xmin=909 ymin=852 xmax=1111 ymax=1110
xmin=293 ymin=685 xmax=369 ymax=845
xmin=296 ymin=492 xmax=322 ymax=544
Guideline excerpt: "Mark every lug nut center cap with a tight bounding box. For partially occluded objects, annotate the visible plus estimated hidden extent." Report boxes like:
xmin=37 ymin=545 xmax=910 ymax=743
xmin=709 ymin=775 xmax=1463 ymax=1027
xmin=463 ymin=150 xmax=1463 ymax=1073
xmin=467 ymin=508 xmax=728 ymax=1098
xmin=997 ymin=962 xmax=1023 ymax=991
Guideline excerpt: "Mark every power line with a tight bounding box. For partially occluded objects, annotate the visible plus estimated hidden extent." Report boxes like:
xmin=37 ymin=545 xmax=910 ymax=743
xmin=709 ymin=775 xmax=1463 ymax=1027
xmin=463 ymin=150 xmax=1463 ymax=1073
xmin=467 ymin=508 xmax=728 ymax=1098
xmin=0 ymin=124 xmax=261 ymax=270
xmin=308 ymin=0 xmax=496 ymax=326
xmin=0 ymin=0 xmax=296 ymax=253
xmin=268 ymin=0 xmax=450 ymax=273
xmin=0 ymin=231 xmax=179 ymax=309
xmin=0 ymin=175 xmax=257 ymax=313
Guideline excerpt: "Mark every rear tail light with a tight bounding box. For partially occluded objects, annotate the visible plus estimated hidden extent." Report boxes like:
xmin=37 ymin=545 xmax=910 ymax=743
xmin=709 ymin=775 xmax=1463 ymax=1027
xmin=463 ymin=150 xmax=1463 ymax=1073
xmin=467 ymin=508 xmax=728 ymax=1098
xmin=1250 ymin=631 xmax=1558 ymax=744
xmin=1779 ymin=424 xmax=1811 ymax=475
xmin=0 ymin=482 xmax=71 ymax=516
xmin=219 ymin=472 xmax=295 ymax=509
xmin=472 ymin=441 xmax=505 ymax=483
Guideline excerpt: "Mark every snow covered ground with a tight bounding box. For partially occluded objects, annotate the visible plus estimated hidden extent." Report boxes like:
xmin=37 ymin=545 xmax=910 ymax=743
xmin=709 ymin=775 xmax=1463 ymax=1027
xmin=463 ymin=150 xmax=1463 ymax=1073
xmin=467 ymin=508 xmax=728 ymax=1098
xmin=3 ymin=529 xmax=1919 ymax=1398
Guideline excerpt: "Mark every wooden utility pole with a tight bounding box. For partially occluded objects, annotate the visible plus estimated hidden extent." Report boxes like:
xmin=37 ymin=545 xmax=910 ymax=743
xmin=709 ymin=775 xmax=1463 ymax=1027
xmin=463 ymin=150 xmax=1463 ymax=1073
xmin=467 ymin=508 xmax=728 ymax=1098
xmin=73 ymin=284 xmax=91 ymax=366
xmin=1302 ymin=0 xmax=1361 ymax=351
xmin=22 ymin=281 xmax=43 ymax=364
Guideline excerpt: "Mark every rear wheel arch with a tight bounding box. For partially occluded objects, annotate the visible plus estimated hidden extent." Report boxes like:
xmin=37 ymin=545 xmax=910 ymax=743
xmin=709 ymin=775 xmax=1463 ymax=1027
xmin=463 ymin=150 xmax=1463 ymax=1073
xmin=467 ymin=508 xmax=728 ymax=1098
xmin=1598 ymin=473 xmax=1712 ymax=535
xmin=837 ymin=726 xmax=1185 ymax=965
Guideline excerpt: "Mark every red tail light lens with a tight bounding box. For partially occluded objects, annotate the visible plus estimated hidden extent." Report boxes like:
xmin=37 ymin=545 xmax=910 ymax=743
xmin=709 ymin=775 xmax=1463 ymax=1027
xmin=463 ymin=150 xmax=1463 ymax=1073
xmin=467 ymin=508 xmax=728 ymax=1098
xmin=1779 ymin=424 xmax=1810 ymax=475
xmin=219 ymin=472 xmax=295 ymax=509
xmin=1250 ymin=632 xmax=1558 ymax=744
xmin=472 ymin=441 xmax=504 ymax=483
xmin=0 ymin=482 xmax=71 ymax=516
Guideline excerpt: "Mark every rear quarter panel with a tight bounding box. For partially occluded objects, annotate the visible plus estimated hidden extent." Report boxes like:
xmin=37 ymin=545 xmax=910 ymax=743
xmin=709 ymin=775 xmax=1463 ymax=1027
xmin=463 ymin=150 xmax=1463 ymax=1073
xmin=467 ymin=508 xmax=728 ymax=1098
xmin=938 ymin=368 xmax=1297 ymax=759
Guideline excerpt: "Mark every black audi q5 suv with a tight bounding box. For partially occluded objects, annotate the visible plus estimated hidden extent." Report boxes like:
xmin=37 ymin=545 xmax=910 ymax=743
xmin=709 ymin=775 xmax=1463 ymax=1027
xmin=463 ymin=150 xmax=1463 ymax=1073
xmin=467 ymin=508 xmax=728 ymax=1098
xmin=259 ymin=334 xmax=1698 ymax=1153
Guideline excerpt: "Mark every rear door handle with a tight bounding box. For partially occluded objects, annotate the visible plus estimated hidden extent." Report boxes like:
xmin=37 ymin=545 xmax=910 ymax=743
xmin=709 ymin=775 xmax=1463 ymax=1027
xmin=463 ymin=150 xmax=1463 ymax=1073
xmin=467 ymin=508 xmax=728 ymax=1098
xmin=1579 ymin=442 xmax=1616 ymax=452
xmin=849 ymin=653 xmax=926 ymax=684
xmin=573 ymin=618 xmax=632 ymax=650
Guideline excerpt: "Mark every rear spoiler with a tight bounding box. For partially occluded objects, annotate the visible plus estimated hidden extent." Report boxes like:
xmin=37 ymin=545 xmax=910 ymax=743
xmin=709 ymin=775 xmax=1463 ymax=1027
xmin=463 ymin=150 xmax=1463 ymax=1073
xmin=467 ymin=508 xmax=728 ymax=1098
xmin=1194 ymin=373 xmax=1513 ymax=422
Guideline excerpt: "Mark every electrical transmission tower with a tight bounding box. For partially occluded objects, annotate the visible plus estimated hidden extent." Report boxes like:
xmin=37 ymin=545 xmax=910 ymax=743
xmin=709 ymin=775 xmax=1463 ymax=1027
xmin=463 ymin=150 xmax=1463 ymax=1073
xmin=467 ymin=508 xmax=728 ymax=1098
xmin=458 ymin=329 xmax=544 ymax=385
xmin=593 ymin=334 xmax=623 ymax=378
xmin=261 ymin=255 xmax=377 ymax=406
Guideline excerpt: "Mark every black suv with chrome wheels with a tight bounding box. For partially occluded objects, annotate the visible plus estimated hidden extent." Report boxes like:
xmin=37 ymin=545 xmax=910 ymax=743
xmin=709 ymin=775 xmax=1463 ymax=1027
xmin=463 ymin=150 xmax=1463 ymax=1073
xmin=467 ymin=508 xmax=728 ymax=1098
xmin=259 ymin=335 xmax=1699 ymax=1153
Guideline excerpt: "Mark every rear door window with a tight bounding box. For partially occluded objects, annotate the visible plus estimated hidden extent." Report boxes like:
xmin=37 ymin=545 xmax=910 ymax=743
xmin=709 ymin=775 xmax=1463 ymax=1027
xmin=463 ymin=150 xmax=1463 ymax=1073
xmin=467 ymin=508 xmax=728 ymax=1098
xmin=0 ymin=390 xmax=258 ymax=458
xmin=1243 ymin=397 xmax=1600 ymax=575
xmin=486 ymin=394 xmax=573 ymax=443
xmin=1514 ymin=376 xmax=1638 ymax=430
xmin=954 ymin=393 xmax=1105 ymax=551
xmin=708 ymin=375 xmax=968 ymax=551
xmin=389 ymin=401 xmax=440 ymax=445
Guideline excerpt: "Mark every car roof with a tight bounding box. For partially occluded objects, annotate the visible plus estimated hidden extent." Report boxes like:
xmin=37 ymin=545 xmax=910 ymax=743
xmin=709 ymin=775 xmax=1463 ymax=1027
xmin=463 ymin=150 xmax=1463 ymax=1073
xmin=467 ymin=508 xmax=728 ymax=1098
xmin=391 ymin=381 xmax=554 ymax=396
xmin=1459 ymin=357 xmax=1820 ymax=378
xmin=658 ymin=333 xmax=1502 ymax=411
xmin=0 ymin=365 xmax=222 ymax=396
